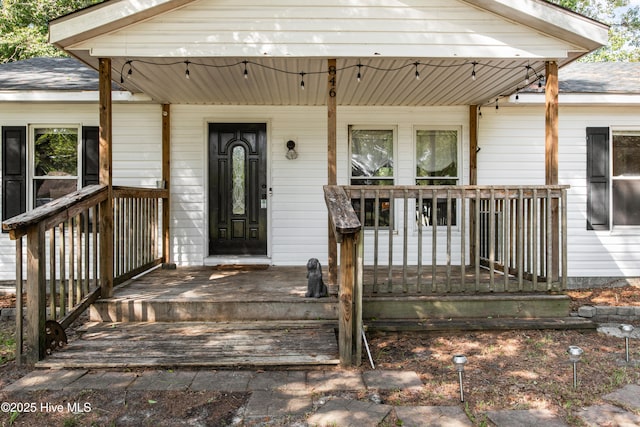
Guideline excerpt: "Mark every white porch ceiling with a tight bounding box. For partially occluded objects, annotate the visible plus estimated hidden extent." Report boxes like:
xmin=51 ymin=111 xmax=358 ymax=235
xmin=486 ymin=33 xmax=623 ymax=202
xmin=108 ymin=56 xmax=547 ymax=106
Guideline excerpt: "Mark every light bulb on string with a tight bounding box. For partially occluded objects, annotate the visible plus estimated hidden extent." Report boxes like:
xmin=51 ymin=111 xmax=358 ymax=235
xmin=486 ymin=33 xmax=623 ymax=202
xmin=300 ymin=72 xmax=306 ymax=90
xmin=414 ymin=62 xmax=420 ymax=80
xmin=357 ymin=63 xmax=362 ymax=83
xmin=495 ymin=98 xmax=499 ymax=111
xmin=471 ymin=61 xmax=477 ymax=81
xmin=243 ymin=60 xmax=249 ymax=79
xmin=184 ymin=61 xmax=191 ymax=80
xmin=525 ymin=65 xmax=531 ymax=85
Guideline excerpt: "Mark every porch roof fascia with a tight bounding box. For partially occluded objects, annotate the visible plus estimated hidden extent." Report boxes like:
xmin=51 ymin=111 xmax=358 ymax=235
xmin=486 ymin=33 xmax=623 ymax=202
xmin=49 ymin=0 xmax=197 ymax=49
xmin=462 ymin=0 xmax=609 ymax=56
xmin=0 ymin=90 xmax=154 ymax=103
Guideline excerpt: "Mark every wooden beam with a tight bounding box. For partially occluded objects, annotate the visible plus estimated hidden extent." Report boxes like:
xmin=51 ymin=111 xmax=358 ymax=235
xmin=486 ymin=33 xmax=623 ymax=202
xmin=339 ymin=235 xmax=355 ymax=366
xmin=545 ymin=61 xmax=560 ymax=282
xmin=328 ymin=58 xmax=338 ymax=285
xmin=26 ymin=224 xmax=46 ymax=363
xmin=161 ymin=104 xmax=172 ymax=266
xmin=469 ymin=105 xmax=478 ymax=265
xmin=99 ymin=58 xmax=114 ymax=298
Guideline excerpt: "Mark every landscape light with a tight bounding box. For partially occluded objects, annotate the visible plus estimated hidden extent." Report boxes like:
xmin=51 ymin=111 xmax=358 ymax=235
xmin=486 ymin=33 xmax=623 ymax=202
xmin=452 ymin=354 xmax=468 ymax=402
xmin=619 ymin=324 xmax=635 ymax=363
xmin=567 ymin=346 xmax=584 ymax=389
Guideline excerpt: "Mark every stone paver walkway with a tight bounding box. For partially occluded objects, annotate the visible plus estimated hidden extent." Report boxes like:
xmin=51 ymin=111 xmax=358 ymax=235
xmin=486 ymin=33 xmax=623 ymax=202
xmin=3 ymin=368 xmax=639 ymax=426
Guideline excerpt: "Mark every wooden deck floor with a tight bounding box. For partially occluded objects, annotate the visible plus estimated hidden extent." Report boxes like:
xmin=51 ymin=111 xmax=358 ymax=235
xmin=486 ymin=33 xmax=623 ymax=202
xmin=39 ymin=321 xmax=340 ymax=369
xmin=41 ymin=266 xmax=341 ymax=369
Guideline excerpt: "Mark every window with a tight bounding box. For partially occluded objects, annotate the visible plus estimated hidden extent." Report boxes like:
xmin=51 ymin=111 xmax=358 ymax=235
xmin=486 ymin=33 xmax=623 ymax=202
xmin=2 ymin=125 xmax=98 ymax=222
xmin=349 ymin=126 xmax=395 ymax=226
xmin=31 ymin=126 xmax=80 ymax=208
xmin=415 ymin=129 xmax=459 ymax=226
xmin=612 ymin=130 xmax=640 ymax=227
xmin=586 ymin=127 xmax=640 ymax=230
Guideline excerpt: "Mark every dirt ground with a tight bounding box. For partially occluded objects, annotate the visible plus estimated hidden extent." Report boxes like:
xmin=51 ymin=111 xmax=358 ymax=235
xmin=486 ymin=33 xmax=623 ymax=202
xmin=0 ymin=286 xmax=638 ymax=426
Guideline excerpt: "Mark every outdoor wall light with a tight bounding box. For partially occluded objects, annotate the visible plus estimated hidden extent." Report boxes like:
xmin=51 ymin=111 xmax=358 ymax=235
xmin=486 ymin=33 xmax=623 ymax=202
xmin=567 ymin=345 xmax=584 ymax=389
xmin=452 ymin=354 xmax=468 ymax=402
xmin=286 ymin=140 xmax=298 ymax=160
xmin=620 ymin=324 xmax=635 ymax=363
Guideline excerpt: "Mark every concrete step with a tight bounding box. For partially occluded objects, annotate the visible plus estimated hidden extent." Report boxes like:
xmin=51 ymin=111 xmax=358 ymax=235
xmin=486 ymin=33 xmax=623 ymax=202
xmin=90 ymin=297 xmax=339 ymax=322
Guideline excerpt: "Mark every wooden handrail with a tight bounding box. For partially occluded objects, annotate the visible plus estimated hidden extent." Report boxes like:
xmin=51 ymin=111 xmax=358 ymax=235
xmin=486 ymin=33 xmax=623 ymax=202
xmin=324 ymin=185 xmax=361 ymax=239
xmin=2 ymin=185 xmax=107 ymax=239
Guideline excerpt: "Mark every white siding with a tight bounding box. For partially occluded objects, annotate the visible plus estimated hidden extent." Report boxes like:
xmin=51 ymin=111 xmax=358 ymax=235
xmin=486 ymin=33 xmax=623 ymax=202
xmin=169 ymin=105 xmax=469 ymax=267
xmin=77 ymin=0 xmax=575 ymax=59
xmin=0 ymin=103 xmax=161 ymax=281
xmin=478 ymin=104 xmax=640 ymax=278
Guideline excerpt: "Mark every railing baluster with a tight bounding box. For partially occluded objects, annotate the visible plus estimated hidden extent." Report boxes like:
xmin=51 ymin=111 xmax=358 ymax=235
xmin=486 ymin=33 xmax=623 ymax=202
xmin=84 ymin=211 xmax=90 ymax=296
xmin=517 ymin=189 xmax=524 ymax=290
xmin=489 ymin=188 xmax=495 ymax=292
xmin=431 ymin=189 xmax=437 ymax=293
xmin=15 ymin=237 xmax=23 ymax=365
xmin=503 ymin=189 xmax=509 ymax=292
xmin=387 ymin=189 xmax=394 ymax=293
xmin=92 ymin=205 xmax=98 ymax=290
xmin=403 ymin=189 xmax=408 ymax=293
xmin=373 ymin=190 xmax=379 ymax=293
xmin=561 ymin=188 xmax=568 ymax=290
xmin=49 ymin=228 xmax=56 ymax=319
xmin=546 ymin=188 xmax=553 ymax=290
xmin=417 ymin=189 xmax=423 ymax=293
xmin=460 ymin=192 xmax=466 ymax=292
xmin=532 ymin=189 xmax=538 ymax=290
xmin=68 ymin=217 xmax=75 ymax=307
xmin=446 ymin=189 xmax=452 ymax=293
xmin=59 ymin=223 xmax=67 ymax=314
xmin=75 ymin=214 xmax=82 ymax=304
xmin=474 ymin=188 xmax=480 ymax=292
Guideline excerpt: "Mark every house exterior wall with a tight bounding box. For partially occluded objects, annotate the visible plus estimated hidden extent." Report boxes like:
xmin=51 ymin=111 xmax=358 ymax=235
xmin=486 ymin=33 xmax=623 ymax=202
xmin=478 ymin=104 xmax=640 ymax=280
xmin=169 ymin=105 xmax=469 ymax=266
xmin=2 ymin=101 xmax=638 ymax=282
xmin=0 ymin=103 xmax=161 ymax=281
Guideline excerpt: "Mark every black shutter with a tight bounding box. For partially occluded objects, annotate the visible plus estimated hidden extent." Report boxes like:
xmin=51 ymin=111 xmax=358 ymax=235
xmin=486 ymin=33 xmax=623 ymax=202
xmin=586 ymin=127 xmax=610 ymax=230
xmin=2 ymin=126 xmax=27 ymax=222
xmin=82 ymin=126 xmax=100 ymax=186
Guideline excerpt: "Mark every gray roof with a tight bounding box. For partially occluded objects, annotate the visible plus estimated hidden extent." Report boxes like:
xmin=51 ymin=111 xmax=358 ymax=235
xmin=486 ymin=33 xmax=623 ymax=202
xmin=558 ymin=62 xmax=640 ymax=94
xmin=0 ymin=57 xmax=638 ymax=95
xmin=0 ymin=57 xmax=120 ymax=91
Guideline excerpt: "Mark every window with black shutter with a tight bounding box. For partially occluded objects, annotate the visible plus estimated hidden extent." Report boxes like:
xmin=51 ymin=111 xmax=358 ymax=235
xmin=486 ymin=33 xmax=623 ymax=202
xmin=2 ymin=126 xmax=27 ymax=222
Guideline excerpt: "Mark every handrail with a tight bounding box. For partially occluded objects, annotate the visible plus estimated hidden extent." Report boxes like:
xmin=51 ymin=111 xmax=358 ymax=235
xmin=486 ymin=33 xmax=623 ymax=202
xmin=2 ymin=185 xmax=107 ymax=239
xmin=2 ymin=184 xmax=168 ymax=364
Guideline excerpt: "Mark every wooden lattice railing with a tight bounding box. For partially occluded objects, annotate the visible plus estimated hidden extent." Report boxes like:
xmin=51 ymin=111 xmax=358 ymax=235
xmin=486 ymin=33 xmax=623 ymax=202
xmin=3 ymin=185 xmax=169 ymax=364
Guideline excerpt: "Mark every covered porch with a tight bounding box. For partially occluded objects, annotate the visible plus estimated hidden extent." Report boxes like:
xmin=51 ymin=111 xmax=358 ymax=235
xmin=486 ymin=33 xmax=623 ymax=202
xmin=4 ymin=0 xmax=609 ymax=365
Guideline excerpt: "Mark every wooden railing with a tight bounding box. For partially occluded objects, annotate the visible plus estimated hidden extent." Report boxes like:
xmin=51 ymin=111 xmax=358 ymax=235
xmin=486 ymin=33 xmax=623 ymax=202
xmin=325 ymin=184 xmax=569 ymax=365
xmin=2 ymin=185 xmax=168 ymax=364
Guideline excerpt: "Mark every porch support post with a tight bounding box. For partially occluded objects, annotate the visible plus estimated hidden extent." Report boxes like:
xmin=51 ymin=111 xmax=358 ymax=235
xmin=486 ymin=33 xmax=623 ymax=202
xmin=25 ymin=224 xmax=45 ymax=363
xmin=545 ymin=61 xmax=560 ymax=282
xmin=469 ymin=105 xmax=478 ymax=265
xmin=161 ymin=104 xmax=173 ymax=267
xmin=99 ymin=58 xmax=114 ymax=298
xmin=328 ymin=58 xmax=338 ymax=285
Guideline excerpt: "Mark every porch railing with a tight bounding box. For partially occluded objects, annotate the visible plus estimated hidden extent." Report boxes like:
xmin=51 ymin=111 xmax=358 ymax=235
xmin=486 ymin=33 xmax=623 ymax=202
xmin=325 ymin=184 xmax=569 ymax=365
xmin=2 ymin=184 xmax=168 ymax=364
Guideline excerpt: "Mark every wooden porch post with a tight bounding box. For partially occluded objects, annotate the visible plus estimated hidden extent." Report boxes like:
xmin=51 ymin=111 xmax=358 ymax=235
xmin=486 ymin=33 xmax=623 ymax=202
xmin=25 ymin=224 xmax=45 ymax=363
xmin=328 ymin=58 xmax=338 ymax=285
xmin=99 ymin=58 xmax=114 ymax=298
xmin=469 ymin=105 xmax=478 ymax=264
xmin=545 ymin=61 xmax=560 ymax=282
xmin=161 ymin=104 xmax=173 ymax=267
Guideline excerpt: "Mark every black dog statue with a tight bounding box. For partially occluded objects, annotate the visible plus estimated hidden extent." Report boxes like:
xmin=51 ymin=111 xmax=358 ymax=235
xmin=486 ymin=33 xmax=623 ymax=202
xmin=305 ymin=258 xmax=328 ymax=298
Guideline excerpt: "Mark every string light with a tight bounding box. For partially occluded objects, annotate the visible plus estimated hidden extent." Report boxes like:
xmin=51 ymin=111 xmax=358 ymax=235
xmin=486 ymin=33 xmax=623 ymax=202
xmin=495 ymin=98 xmax=499 ymax=111
xmin=117 ymin=58 xmax=546 ymax=96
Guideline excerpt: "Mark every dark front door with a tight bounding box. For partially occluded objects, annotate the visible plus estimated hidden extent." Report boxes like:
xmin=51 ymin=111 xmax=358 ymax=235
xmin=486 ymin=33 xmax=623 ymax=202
xmin=209 ymin=123 xmax=267 ymax=255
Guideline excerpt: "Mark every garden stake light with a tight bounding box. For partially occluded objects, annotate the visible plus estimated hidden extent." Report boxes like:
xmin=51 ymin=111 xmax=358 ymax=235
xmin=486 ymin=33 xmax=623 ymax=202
xmin=567 ymin=346 xmax=583 ymax=389
xmin=452 ymin=354 xmax=468 ymax=402
xmin=620 ymin=324 xmax=635 ymax=363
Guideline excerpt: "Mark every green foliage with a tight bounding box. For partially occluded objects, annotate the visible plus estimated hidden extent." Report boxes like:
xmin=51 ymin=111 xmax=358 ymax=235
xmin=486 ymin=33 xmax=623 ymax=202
xmin=549 ymin=0 xmax=640 ymax=61
xmin=0 ymin=0 xmax=103 ymax=62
